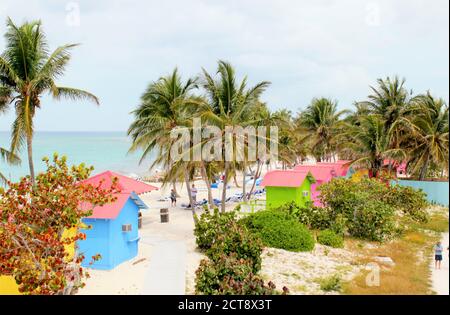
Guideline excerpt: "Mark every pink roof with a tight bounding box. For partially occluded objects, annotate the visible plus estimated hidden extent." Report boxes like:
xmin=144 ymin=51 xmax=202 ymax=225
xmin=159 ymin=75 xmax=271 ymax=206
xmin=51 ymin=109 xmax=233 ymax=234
xmin=80 ymin=171 xmax=158 ymax=194
xmin=383 ymin=159 xmax=407 ymax=172
xmin=80 ymin=171 xmax=158 ymax=219
xmin=317 ymin=160 xmax=352 ymax=177
xmin=80 ymin=193 xmax=132 ymax=219
xmin=261 ymin=170 xmax=314 ymax=187
xmin=294 ymin=164 xmax=340 ymax=182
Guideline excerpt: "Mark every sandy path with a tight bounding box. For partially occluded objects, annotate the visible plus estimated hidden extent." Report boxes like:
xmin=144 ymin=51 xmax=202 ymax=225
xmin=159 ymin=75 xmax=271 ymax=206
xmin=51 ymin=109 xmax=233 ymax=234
xmin=141 ymin=239 xmax=186 ymax=295
xmin=431 ymin=233 xmax=449 ymax=295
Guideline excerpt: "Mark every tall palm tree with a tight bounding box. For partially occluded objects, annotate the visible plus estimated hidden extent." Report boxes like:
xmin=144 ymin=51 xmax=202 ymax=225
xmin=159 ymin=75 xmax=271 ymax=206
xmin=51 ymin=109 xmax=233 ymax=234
xmin=298 ymin=97 xmax=348 ymax=162
xmin=128 ymin=68 xmax=201 ymax=211
xmin=343 ymin=115 xmax=406 ymax=178
xmin=200 ymin=61 xmax=270 ymax=212
xmin=0 ymin=18 xmax=99 ymax=183
xmin=0 ymin=146 xmax=20 ymax=185
xmin=356 ymin=76 xmax=412 ymax=147
xmin=398 ymin=93 xmax=449 ymax=180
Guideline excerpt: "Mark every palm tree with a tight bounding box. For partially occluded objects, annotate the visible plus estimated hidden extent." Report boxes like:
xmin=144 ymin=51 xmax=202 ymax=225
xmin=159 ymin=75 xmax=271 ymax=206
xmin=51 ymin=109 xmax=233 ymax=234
xmin=398 ymin=93 xmax=449 ymax=180
xmin=356 ymin=76 xmax=412 ymax=147
xmin=0 ymin=146 xmax=20 ymax=185
xmin=343 ymin=115 xmax=406 ymax=178
xmin=298 ymin=98 xmax=348 ymax=162
xmin=200 ymin=61 xmax=270 ymax=212
xmin=0 ymin=18 xmax=99 ymax=183
xmin=128 ymin=68 xmax=201 ymax=211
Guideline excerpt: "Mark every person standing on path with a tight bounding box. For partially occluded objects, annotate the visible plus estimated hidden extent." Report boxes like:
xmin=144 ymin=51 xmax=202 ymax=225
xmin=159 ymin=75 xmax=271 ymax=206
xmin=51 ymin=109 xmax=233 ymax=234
xmin=170 ymin=189 xmax=177 ymax=207
xmin=434 ymin=241 xmax=444 ymax=270
xmin=191 ymin=184 xmax=198 ymax=205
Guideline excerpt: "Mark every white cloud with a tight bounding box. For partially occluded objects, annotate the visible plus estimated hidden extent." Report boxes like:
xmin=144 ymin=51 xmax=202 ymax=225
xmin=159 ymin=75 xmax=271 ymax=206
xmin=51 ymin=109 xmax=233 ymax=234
xmin=0 ymin=0 xmax=448 ymax=131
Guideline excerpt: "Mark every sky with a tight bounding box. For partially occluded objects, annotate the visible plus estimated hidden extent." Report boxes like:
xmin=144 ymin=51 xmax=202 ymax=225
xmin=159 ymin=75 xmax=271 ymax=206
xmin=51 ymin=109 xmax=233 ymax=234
xmin=0 ymin=0 xmax=448 ymax=132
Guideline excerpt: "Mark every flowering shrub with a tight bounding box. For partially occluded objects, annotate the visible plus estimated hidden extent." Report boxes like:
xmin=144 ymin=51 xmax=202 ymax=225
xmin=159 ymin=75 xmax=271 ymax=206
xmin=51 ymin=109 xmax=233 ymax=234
xmin=195 ymin=253 xmax=287 ymax=295
xmin=194 ymin=208 xmax=285 ymax=295
xmin=206 ymin=220 xmax=263 ymax=273
xmin=193 ymin=207 xmax=237 ymax=250
xmin=0 ymin=154 xmax=119 ymax=295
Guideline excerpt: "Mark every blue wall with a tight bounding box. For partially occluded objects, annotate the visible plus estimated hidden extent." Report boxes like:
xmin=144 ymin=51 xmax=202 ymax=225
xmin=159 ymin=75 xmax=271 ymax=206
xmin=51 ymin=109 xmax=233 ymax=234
xmin=78 ymin=218 xmax=111 ymax=269
xmin=109 ymin=198 xmax=140 ymax=268
xmin=392 ymin=180 xmax=449 ymax=207
xmin=78 ymin=196 xmax=140 ymax=270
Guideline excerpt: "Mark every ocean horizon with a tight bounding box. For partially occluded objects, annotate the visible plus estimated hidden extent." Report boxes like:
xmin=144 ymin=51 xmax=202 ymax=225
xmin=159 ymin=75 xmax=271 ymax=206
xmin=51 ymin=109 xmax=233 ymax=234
xmin=0 ymin=131 xmax=156 ymax=182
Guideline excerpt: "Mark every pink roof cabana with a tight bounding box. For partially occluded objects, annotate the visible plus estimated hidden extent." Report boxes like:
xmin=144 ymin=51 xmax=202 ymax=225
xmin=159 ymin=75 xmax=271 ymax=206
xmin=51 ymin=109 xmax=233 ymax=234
xmin=80 ymin=171 xmax=159 ymax=219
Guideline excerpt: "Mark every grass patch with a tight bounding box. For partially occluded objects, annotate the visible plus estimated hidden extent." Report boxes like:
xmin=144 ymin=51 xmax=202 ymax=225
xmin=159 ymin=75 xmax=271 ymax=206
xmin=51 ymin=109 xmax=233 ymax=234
xmin=342 ymin=229 xmax=440 ymax=294
xmin=342 ymin=208 xmax=448 ymax=294
xmin=419 ymin=213 xmax=449 ymax=233
xmin=318 ymin=274 xmax=342 ymax=292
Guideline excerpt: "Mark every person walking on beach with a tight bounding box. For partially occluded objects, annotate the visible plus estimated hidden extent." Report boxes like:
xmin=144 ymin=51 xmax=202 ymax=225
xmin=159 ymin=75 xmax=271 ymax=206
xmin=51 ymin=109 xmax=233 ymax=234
xmin=170 ymin=189 xmax=177 ymax=207
xmin=191 ymin=184 xmax=198 ymax=205
xmin=434 ymin=241 xmax=444 ymax=269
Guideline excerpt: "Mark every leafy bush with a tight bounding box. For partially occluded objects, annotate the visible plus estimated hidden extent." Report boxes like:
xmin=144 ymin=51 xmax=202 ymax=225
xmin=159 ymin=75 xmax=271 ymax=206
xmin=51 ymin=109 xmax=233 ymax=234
xmin=277 ymin=201 xmax=333 ymax=230
xmin=318 ymin=274 xmax=342 ymax=292
xmin=206 ymin=220 xmax=263 ymax=273
xmin=318 ymin=178 xmax=399 ymax=241
xmin=195 ymin=253 xmax=287 ymax=295
xmin=386 ymin=185 xmax=429 ymax=223
xmin=241 ymin=210 xmax=315 ymax=252
xmin=317 ymin=230 xmax=344 ymax=248
xmin=276 ymin=202 xmax=349 ymax=235
xmin=195 ymin=254 xmax=253 ymax=294
xmin=348 ymin=200 xmax=396 ymax=241
xmin=194 ymin=208 xmax=237 ymax=250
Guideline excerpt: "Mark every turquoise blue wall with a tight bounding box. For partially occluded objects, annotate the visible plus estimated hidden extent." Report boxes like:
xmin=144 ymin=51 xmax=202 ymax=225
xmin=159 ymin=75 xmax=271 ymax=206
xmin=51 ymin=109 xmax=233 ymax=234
xmin=79 ymin=219 xmax=111 ymax=269
xmin=110 ymin=198 xmax=140 ymax=268
xmin=78 ymin=196 xmax=140 ymax=270
xmin=392 ymin=180 xmax=449 ymax=207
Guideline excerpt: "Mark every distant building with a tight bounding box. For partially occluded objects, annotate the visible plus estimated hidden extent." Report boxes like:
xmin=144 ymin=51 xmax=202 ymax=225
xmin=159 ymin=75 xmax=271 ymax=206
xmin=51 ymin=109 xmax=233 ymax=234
xmin=294 ymin=160 xmax=354 ymax=205
xmin=78 ymin=171 xmax=158 ymax=270
xmin=261 ymin=170 xmax=315 ymax=209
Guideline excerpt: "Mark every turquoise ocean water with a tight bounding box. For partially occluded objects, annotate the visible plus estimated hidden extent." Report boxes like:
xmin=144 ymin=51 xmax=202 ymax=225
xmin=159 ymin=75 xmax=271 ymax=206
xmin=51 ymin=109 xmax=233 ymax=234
xmin=0 ymin=132 xmax=156 ymax=182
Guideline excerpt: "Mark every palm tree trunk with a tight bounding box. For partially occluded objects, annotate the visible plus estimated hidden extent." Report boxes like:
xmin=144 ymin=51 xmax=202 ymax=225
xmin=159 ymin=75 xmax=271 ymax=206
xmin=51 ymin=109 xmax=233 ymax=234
xmin=248 ymin=160 xmax=262 ymax=199
xmin=233 ymin=173 xmax=241 ymax=188
xmin=200 ymin=162 xmax=214 ymax=208
xmin=419 ymin=155 xmax=430 ymax=181
xmin=221 ymin=162 xmax=229 ymax=213
xmin=26 ymin=133 xmax=35 ymax=184
xmin=184 ymin=168 xmax=196 ymax=217
xmin=242 ymin=159 xmax=247 ymax=202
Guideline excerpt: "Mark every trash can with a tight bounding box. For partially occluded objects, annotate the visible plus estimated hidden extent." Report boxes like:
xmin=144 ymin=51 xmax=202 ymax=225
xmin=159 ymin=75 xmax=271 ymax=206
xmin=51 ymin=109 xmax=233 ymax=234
xmin=138 ymin=212 xmax=142 ymax=229
xmin=160 ymin=208 xmax=169 ymax=223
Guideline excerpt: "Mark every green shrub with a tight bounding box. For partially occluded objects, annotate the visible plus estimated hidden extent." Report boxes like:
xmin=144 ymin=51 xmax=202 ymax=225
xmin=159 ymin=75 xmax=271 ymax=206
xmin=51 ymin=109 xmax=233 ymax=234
xmin=195 ymin=254 xmax=253 ymax=294
xmin=317 ymin=230 xmax=344 ymax=248
xmin=194 ymin=208 xmax=237 ymax=250
xmin=220 ymin=273 xmax=288 ymax=295
xmin=318 ymin=178 xmax=398 ymax=241
xmin=348 ymin=200 xmax=396 ymax=241
xmin=318 ymin=274 xmax=342 ymax=292
xmin=386 ymin=185 xmax=429 ymax=223
xmin=195 ymin=254 xmax=286 ymax=295
xmin=241 ymin=210 xmax=315 ymax=252
xmin=278 ymin=201 xmax=333 ymax=230
xmin=206 ymin=219 xmax=263 ymax=273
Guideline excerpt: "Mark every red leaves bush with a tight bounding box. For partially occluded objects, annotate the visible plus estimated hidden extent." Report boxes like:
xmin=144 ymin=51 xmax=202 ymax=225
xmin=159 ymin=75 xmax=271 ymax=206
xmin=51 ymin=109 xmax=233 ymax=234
xmin=0 ymin=154 xmax=118 ymax=294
